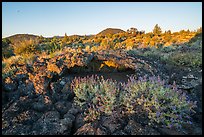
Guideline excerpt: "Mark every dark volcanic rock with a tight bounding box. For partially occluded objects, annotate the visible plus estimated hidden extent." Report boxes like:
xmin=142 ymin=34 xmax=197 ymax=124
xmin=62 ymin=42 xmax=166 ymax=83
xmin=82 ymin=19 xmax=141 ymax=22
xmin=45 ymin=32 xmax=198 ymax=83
xmin=74 ymin=113 xmax=85 ymax=131
xmin=6 ymin=91 xmax=20 ymax=102
xmin=63 ymin=112 xmax=75 ymax=120
xmin=67 ymin=107 xmax=79 ymax=115
xmin=61 ymin=83 xmax=75 ymax=101
xmin=17 ymin=80 xmax=35 ymax=97
xmin=28 ymin=72 xmax=51 ymax=95
xmin=124 ymin=120 xmax=160 ymax=135
xmin=15 ymin=74 xmax=28 ymax=82
xmin=32 ymin=95 xmax=53 ymax=112
xmin=3 ymin=77 xmax=18 ymax=92
xmin=124 ymin=120 xmax=144 ymax=135
xmin=112 ymin=130 xmax=128 ymax=135
xmin=2 ymin=124 xmax=32 ymax=135
xmin=50 ymin=81 xmax=63 ymax=94
xmin=2 ymin=97 xmax=34 ymax=120
xmin=157 ymin=127 xmax=184 ymax=135
xmin=54 ymin=101 xmax=72 ymax=115
xmin=101 ymin=117 xmax=122 ymax=134
xmin=2 ymin=100 xmax=42 ymax=135
xmin=31 ymin=111 xmax=73 ymax=135
xmin=2 ymin=90 xmax=7 ymax=105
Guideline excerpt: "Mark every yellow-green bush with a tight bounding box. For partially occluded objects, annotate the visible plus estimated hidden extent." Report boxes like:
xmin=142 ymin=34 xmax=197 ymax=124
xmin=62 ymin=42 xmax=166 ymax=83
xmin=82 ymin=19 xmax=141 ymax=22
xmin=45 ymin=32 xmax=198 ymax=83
xmin=169 ymin=52 xmax=202 ymax=68
xmin=13 ymin=40 xmax=38 ymax=55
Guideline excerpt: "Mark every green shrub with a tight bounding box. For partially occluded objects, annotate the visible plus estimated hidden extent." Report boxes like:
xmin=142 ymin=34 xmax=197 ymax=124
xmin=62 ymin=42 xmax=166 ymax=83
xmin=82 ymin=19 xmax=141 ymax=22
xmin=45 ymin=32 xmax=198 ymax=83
xmin=13 ymin=40 xmax=38 ymax=55
xmin=38 ymin=41 xmax=61 ymax=54
xmin=71 ymin=75 xmax=119 ymax=122
xmin=2 ymin=38 xmax=13 ymax=58
xmin=21 ymin=53 xmax=36 ymax=65
xmin=120 ymin=76 xmax=197 ymax=128
xmin=160 ymin=46 xmax=176 ymax=53
xmin=71 ymin=75 xmax=197 ymax=129
xmin=142 ymin=47 xmax=161 ymax=59
xmin=169 ymin=52 xmax=202 ymax=68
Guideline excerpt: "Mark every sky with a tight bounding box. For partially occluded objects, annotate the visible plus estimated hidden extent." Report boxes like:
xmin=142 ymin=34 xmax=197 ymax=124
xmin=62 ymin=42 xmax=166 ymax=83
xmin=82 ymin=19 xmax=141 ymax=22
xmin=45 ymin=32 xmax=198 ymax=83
xmin=2 ymin=2 xmax=202 ymax=38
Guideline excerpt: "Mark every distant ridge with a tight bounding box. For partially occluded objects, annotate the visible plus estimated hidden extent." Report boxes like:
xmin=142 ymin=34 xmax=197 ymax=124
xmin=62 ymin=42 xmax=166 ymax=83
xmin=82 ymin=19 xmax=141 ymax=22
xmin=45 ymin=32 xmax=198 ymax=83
xmin=5 ymin=34 xmax=40 ymax=44
xmin=97 ymin=28 xmax=125 ymax=36
xmin=3 ymin=28 xmax=126 ymax=42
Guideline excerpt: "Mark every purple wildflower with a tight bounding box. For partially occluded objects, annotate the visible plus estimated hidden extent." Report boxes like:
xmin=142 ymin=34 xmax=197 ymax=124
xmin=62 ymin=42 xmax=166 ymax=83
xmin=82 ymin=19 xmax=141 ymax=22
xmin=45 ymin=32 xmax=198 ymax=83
xmin=156 ymin=111 xmax=161 ymax=117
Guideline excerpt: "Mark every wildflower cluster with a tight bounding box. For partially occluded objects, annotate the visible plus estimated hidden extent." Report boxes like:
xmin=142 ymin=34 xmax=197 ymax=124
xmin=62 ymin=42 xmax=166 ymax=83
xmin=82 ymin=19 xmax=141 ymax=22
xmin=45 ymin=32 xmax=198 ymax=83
xmin=71 ymin=75 xmax=197 ymax=128
xmin=120 ymin=76 xmax=197 ymax=128
xmin=71 ymin=75 xmax=119 ymax=122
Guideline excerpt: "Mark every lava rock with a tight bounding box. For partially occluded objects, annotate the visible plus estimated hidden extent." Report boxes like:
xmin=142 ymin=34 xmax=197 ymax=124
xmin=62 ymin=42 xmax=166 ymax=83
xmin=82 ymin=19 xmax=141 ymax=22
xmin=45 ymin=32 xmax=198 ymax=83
xmin=157 ymin=127 xmax=184 ymax=135
xmin=101 ymin=117 xmax=121 ymax=134
xmin=124 ymin=119 xmax=159 ymax=135
xmin=54 ymin=101 xmax=72 ymax=115
xmin=6 ymin=91 xmax=20 ymax=102
xmin=32 ymin=111 xmax=72 ymax=135
xmin=61 ymin=90 xmax=75 ymax=102
xmin=15 ymin=74 xmax=28 ymax=82
xmin=50 ymin=81 xmax=63 ymax=94
xmin=124 ymin=120 xmax=145 ymax=135
xmin=63 ymin=112 xmax=75 ymax=120
xmin=3 ymin=78 xmax=18 ymax=92
xmin=112 ymin=130 xmax=128 ymax=135
xmin=2 ymin=124 xmax=32 ymax=135
xmin=32 ymin=95 xmax=53 ymax=112
xmin=17 ymin=80 xmax=35 ymax=97
xmin=67 ymin=107 xmax=79 ymax=115
xmin=74 ymin=113 xmax=85 ymax=131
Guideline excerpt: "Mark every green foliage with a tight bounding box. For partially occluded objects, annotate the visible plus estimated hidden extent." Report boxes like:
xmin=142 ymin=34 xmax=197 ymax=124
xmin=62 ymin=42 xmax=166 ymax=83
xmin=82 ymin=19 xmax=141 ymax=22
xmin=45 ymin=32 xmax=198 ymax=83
xmin=71 ymin=75 xmax=119 ymax=122
xmin=49 ymin=41 xmax=61 ymax=53
xmin=153 ymin=24 xmax=162 ymax=36
xmin=21 ymin=53 xmax=36 ymax=65
xmin=141 ymin=47 xmax=160 ymax=59
xmin=160 ymin=46 xmax=176 ymax=53
xmin=62 ymin=33 xmax=69 ymax=43
xmin=169 ymin=52 xmax=202 ymax=68
xmin=120 ymin=76 xmax=197 ymax=128
xmin=2 ymin=38 xmax=13 ymax=58
xmin=37 ymin=40 xmax=61 ymax=54
xmin=2 ymin=38 xmax=11 ymax=45
xmin=13 ymin=40 xmax=38 ymax=55
xmin=71 ymin=75 xmax=197 ymax=129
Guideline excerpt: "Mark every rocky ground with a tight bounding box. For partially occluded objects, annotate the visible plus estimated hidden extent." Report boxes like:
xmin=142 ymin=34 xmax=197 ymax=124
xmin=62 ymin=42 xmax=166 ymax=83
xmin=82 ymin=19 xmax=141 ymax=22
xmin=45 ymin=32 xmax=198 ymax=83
xmin=2 ymin=49 xmax=202 ymax=135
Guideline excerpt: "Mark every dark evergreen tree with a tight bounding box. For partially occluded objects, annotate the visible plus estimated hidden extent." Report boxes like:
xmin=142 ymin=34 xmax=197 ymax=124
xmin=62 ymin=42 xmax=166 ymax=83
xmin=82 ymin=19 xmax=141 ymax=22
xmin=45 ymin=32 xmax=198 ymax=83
xmin=153 ymin=24 xmax=162 ymax=35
